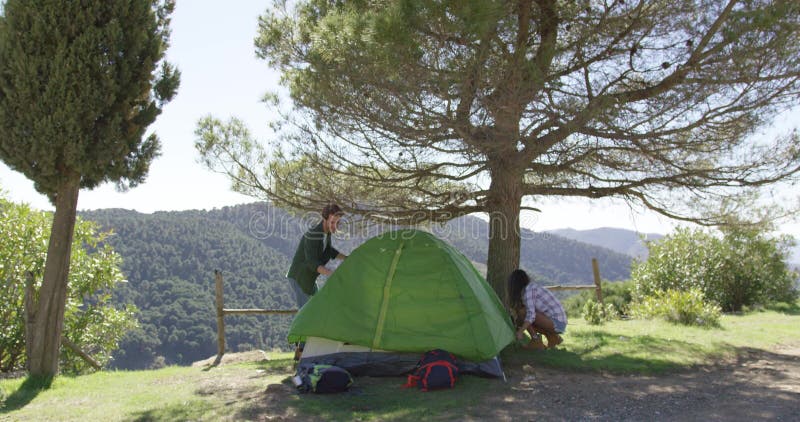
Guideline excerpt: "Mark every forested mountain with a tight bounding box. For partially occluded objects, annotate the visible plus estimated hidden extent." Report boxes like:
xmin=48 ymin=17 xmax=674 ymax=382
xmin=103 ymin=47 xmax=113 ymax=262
xmin=81 ymin=203 xmax=632 ymax=369
xmin=81 ymin=206 xmax=296 ymax=369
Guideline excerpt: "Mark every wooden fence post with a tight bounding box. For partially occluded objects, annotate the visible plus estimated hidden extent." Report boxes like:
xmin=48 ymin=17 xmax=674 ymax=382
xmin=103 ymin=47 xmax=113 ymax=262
xmin=214 ymin=270 xmax=225 ymax=365
xmin=591 ymin=258 xmax=605 ymax=317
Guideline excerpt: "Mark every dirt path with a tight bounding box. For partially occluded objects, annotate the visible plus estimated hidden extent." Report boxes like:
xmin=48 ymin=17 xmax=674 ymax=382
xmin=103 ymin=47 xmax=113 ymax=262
xmin=484 ymin=343 xmax=800 ymax=421
xmin=199 ymin=344 xmax=800 ymax=421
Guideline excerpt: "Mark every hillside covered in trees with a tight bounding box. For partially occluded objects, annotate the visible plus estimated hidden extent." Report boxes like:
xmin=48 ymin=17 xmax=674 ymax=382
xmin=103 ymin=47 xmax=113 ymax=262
xmin=81 ymin=203 xmax=632 ymax=369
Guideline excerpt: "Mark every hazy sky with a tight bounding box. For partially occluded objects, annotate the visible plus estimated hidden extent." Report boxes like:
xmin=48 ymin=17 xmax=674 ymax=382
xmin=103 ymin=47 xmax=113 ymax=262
xmin=1 ymin=1 xmax=798 ymax=238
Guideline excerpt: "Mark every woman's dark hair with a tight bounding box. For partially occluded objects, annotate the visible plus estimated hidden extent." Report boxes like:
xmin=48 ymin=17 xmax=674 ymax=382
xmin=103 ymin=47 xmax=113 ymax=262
xmin=321 ymin=203 xmax=343 ymax=219
xmin=507 ymin=269 xmax=531 ymax=310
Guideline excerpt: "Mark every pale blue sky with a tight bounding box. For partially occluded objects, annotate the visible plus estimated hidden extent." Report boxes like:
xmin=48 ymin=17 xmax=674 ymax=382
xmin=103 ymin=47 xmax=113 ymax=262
xmin=1 ymin=1 xmax=798 ymax=239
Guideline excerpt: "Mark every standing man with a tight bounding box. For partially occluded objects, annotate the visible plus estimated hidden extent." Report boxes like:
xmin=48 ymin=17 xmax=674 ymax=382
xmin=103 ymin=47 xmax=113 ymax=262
xmin=287 ymin=203 xmax=348 ymax=308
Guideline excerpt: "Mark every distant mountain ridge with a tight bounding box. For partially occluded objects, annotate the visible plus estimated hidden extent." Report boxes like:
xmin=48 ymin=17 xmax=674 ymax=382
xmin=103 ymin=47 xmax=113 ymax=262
xmin=547 ymin=227 xmax=665 ymax=259
xmin=80 ymin=203 xmax=634 ymax=369
xmin=551 ymin=227 xmax=800 ymax=270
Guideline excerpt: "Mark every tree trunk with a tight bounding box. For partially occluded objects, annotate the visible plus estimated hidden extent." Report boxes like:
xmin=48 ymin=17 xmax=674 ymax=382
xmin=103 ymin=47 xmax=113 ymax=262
xmin=485 ymin=164 xmax=523 ymax=308
xmin=27 ymin=176 xmax=80 ymax=377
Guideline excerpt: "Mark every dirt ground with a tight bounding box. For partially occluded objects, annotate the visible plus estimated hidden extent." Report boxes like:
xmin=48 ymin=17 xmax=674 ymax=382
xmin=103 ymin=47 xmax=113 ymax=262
xmin=200 ymin=344 xmax=800 ymax=421
xmin=490 ymin=343 xmax=800 ymax=421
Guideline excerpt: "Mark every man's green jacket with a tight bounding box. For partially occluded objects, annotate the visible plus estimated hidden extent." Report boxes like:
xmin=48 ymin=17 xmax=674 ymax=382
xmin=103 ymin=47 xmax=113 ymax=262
xmin=286 ymin=221 xmax=340 ymax=295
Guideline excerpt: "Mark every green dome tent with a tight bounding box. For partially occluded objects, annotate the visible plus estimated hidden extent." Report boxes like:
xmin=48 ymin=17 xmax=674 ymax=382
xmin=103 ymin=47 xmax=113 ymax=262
xmin=288 ymin=229 xmax=515 ymax=368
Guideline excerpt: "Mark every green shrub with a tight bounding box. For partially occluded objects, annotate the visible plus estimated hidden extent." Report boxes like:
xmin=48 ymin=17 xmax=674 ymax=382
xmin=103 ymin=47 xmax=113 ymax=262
xmin=564 ymin=280 xmax=634 ymax=319
xmin=630 ymin=288 xmax=721 ymax=327
xmin=0 ymin=198 xmax=137 ymax=374
xmin=632 ymin=227 xmax=798 ymax=312
xmin=763 ymin=300 xmax=800 ymax=314
xmin=582 ymin=299 xmax=619 ymax=325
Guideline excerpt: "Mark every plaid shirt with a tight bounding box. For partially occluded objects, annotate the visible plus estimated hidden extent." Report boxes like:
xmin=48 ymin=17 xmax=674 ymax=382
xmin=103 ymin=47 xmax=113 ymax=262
xmin=523 ymin=282 xmax=567 ymax=325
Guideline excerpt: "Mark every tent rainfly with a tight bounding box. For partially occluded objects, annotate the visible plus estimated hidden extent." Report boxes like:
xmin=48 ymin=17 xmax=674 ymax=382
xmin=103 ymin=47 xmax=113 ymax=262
xmin=288 ymin=229 xmax=515 ymax=378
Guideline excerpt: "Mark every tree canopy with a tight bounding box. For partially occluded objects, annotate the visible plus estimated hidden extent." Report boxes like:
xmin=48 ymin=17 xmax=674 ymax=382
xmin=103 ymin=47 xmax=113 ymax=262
xmin=0 ymin=0 xmax=180 ymax=197
xmin=198 ymin=0 xmax=798 ymax=296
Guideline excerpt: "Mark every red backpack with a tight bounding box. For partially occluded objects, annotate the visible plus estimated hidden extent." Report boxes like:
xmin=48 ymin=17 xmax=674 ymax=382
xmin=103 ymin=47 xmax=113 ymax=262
xmin=403 ymin=349 xmax=459 ymax=391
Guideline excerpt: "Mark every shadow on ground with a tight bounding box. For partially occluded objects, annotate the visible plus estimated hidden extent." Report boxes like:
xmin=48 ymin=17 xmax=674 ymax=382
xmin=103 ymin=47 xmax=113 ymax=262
xmin=504 ymin=331 xmax=719 ymax=374
xmin=229 ymin=344 xmax=800 ymax=421
xmin=0 ymin=375 xmax=52 ymax=413
xmin=128 ymin=400 xmax=215 ymax=422
xmin=485 ymin=344 xmax=800 ymax=421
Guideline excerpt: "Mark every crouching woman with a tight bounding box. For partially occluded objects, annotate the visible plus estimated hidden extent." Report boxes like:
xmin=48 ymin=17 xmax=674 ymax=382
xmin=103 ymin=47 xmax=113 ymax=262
xmin=508 ymin=269 xmax=567 ymax=350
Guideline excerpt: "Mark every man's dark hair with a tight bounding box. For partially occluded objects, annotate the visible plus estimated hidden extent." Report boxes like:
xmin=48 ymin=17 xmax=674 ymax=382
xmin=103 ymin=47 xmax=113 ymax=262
xmin=322 ymin=203 xmax=344 ymax=219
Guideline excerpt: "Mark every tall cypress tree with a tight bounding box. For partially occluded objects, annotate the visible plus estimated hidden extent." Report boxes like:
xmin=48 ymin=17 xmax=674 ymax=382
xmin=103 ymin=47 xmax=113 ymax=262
xmin=0 ymin=0 xmax=180 ymax=377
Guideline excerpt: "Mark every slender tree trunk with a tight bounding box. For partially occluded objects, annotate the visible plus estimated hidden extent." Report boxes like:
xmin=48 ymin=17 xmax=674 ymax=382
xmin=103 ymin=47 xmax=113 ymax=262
xmin=28 ymin=176 xmax=80 ymax=377
xmin=485 ymin=164 xmax=523 ymax=307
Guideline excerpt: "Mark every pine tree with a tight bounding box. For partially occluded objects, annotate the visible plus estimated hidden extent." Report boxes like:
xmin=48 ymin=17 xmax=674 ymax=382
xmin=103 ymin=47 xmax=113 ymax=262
xmin=198 ymin=1 xmax=800 ymax=300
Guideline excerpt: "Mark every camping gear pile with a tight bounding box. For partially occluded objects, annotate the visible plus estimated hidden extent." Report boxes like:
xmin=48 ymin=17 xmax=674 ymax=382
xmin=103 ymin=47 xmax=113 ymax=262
xmin=288 ymin=229 xmax=515 ymax=393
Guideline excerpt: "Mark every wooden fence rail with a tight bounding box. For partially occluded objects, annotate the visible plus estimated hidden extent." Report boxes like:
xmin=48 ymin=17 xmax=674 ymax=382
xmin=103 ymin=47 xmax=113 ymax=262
xmin=213 ymin=270 xmax=297 ymax=365
xmin=60 ymin=336 xmax=102 ymax=370
xmin=544 ymin=258 xmax=605 ymax=316
xmin=545 ymin=258 xmax=605 ymax=295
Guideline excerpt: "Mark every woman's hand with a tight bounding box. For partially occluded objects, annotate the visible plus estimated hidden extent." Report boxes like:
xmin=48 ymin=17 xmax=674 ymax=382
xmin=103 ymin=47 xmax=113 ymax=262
xmin=516 ymin=321 xmax=531 ymax=340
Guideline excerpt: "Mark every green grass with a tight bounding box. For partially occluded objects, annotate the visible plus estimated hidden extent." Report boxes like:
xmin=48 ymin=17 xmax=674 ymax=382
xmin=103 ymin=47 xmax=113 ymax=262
xmin=512 ymin=304 xmax=800 ymax=374
xmin=1 ymin=305 xmax=798 ymax=421
xmin=0 ymin=357 xmax=296 ymax=421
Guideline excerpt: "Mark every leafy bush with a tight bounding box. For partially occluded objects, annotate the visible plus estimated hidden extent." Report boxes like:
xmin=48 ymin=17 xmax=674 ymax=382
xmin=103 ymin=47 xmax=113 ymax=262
xmin=763 ymin=300 xmax=800 ymax=314
xmin=563 ymin=280 xmax=635 ymax=319
xmin=630 ymin=288 xmax=721 ymax=327
xmin=632 ymin=227 xmax=798 ymax=312
xmin=0 ymin=198 xmax=137 ymax=374
xmin=582 ymin=299 xmax=619 ymax=325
